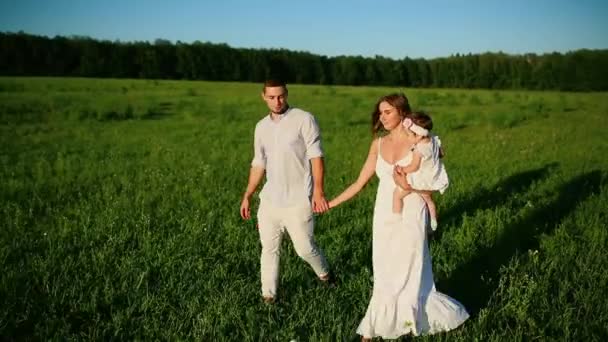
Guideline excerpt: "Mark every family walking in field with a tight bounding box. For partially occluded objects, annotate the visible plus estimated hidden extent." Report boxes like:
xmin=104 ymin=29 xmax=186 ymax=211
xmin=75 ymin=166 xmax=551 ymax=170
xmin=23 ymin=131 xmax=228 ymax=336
xmin=239 ymin=80 xmax=469 ymax=340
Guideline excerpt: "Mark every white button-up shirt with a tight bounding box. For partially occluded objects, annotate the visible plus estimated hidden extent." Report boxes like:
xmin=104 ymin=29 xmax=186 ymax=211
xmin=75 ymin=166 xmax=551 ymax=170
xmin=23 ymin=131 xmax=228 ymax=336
xmin=251 ymin=107 xmax=324 ymax=207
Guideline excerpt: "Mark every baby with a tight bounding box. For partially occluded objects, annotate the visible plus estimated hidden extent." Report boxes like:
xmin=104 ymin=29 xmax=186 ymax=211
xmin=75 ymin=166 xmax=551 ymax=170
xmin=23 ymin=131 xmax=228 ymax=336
xmin=393 ymin=112 xmax=448 ymax=231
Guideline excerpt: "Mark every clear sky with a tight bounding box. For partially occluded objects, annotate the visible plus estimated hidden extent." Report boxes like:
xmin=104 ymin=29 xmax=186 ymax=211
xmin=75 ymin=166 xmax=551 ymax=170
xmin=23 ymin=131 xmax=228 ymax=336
xmin=1 ymin=0 xmax=607 ymax=59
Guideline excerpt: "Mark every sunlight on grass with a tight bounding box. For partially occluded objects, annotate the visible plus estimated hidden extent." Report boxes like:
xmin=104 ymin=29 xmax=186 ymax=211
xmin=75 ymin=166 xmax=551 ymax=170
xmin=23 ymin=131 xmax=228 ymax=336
xmin=1 ymin=77 xmax=607 ymax=340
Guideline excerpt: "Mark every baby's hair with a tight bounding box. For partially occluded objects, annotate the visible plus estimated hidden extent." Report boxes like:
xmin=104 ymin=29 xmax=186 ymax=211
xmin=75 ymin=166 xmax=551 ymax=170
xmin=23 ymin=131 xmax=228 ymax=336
xmin=409 ymin=111 xmax=433 ymax=131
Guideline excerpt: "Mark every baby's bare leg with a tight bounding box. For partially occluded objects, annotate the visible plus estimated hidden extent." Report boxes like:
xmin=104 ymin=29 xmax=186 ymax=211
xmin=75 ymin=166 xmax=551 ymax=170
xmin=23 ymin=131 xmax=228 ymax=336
xmin=420 ymin=193 xmax=438 ymax=229
xmin=392 ymin=186 xmax=411 ymax=214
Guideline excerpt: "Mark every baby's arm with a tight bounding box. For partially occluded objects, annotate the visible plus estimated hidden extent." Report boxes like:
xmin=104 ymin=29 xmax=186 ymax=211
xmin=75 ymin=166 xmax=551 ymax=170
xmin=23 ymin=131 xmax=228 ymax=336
xmin=393 ymin=166 xmax=432 ymax=195
xmin=396 ymin=151 xmax=422 ymax=174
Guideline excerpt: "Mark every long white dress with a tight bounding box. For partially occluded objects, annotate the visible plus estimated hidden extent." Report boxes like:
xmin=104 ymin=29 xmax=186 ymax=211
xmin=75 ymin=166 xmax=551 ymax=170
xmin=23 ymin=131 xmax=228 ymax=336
xmin=356 ymin=139 xmax=469 ymax=339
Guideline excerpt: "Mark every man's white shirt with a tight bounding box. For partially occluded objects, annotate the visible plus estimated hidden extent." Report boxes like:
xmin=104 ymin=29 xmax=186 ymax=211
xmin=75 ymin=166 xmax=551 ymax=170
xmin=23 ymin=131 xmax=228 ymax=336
xmin=251 ymin=107 xmax=323 ymax=207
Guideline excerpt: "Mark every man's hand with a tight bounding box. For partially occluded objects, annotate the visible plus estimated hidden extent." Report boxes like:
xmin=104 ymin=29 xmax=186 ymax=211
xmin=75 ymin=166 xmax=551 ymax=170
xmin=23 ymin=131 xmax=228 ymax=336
xmin=240 ymin=166 xmax=264 ymax=221
xmin=312 ymin=191 xmax=330 ymax=214
xmin=240 ymin=196 xmax=251 ymax=220
xmin=310 ymin=157 xmax=329 ymax=214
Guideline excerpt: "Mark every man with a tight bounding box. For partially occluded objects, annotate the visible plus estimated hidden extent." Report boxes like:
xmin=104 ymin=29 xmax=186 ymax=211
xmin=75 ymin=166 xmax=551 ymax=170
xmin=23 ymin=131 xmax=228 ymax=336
xmin=240 ymin=80 xmax=332 ymax=303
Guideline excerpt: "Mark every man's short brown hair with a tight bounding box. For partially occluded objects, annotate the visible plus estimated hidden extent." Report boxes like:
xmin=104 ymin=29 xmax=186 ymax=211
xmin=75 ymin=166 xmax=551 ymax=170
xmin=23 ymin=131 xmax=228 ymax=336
xmin=263 ymin=80 xmax=288 ymax=93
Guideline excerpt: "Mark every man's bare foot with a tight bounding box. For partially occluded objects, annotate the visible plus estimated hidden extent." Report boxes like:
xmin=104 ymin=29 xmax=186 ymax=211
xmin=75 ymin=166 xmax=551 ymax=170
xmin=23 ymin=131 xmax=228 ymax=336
xmin=319 ymin=272 xmax=337 ymax=287
xmin=262 ymin=296 xmax=275 ymax=304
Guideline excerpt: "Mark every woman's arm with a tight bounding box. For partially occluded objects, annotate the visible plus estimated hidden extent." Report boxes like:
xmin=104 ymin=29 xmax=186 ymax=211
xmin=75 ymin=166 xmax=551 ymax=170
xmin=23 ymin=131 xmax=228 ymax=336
xmin=328 ymin=139 xmax=379 ymax=209
xmin=392 ymin=166 xmax=433 ymax=195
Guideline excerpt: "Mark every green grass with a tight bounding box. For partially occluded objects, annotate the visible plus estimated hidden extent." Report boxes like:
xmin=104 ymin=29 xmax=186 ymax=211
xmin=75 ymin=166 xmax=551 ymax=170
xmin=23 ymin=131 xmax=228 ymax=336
xmin=1 ymin=77 xmax=607 ymax=341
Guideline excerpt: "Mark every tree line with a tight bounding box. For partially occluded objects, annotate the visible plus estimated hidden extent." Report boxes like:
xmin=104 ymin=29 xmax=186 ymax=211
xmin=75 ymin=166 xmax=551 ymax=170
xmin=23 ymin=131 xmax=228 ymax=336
xmin=1 ymin=31 xmax=607 ymax=91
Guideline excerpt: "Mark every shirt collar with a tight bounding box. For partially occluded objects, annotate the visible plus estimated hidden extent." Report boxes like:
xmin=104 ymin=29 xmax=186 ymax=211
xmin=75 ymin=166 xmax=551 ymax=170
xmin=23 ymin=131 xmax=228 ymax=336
xmin=269 ymin=106 xmax=291 ymax=121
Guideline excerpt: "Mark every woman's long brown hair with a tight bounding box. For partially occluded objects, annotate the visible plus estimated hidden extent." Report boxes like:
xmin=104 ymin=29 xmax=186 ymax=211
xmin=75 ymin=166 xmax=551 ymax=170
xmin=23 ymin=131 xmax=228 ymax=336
xmin=371 ymin=93 xmax=412 ymax=136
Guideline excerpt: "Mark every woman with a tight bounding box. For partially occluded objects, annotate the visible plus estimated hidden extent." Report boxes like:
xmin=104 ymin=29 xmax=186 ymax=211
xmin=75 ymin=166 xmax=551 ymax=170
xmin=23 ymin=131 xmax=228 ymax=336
xmin=328 ymin=93 xmax=468 ymax=340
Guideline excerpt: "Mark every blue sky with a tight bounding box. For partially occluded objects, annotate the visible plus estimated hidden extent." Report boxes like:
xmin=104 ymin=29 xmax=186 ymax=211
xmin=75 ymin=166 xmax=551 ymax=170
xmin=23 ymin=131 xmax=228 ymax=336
xmin=1 ymin=0 xmax=607 ymax=59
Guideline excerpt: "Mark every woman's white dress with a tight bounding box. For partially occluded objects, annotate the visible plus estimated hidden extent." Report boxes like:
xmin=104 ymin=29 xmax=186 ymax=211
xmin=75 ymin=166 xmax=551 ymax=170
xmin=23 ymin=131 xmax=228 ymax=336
xmin=356 ymin=139 xmax=469 ymax=338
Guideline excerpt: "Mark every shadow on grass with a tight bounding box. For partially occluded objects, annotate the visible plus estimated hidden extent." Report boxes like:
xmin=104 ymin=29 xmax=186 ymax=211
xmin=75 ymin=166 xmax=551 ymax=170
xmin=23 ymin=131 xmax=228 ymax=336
xmin=435 ymin=163 xmax=558 ymax=240
xmin=141 ymin=101 xmax=174 ymax=120
xmin=439 ymin=170 xmax=603 ymax=316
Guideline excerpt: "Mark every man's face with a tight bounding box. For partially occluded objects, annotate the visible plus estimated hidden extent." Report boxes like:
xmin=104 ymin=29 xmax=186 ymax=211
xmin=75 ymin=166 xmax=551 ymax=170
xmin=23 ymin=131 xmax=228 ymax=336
xmin=262 ymin=86 xmax=288 ymax=114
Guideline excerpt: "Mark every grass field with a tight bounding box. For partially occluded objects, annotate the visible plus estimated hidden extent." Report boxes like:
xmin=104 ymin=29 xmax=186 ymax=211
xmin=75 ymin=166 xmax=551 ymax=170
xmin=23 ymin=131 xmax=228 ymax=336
xmin=1 ymin=77 xmax=607 ymax=341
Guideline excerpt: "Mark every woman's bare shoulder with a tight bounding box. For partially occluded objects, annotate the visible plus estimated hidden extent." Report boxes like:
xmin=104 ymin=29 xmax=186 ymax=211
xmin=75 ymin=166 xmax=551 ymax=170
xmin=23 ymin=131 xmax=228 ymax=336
xmin=369 ymin=137 xmax=380 ymax=154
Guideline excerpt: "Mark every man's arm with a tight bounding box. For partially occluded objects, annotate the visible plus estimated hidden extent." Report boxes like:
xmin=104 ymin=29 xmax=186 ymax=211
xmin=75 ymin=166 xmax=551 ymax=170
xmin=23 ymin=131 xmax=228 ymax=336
xmin=240 ymin=166 xmax=265 ymax=220
xmin=241 ymin=123 xmax=266 ymax=220
xmin=301 ymin=114 xmax=328 ymax=213
xmin=310 ymin=157 xmax=329 ymax=213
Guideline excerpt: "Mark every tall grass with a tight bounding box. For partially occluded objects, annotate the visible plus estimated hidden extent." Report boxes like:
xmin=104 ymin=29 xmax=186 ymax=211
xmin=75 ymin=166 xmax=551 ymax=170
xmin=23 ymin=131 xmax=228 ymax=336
xmin=1 ymin=78 xmax=607 ymax=341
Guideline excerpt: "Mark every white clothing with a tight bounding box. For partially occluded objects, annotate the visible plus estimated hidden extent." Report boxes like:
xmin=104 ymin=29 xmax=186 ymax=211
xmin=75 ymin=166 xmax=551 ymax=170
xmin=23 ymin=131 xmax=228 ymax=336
xmin=251 ymin=106 xmax=329 ymax=298
xmin=357 ymin=138 xmax=468 ymax=338
xmin=406 ymin=135 xmax=449 ymax=194
xmin=251 ymin=107 xmax=323 ymax=208
xmin=256 ymin=200 xmax=329 ymax=298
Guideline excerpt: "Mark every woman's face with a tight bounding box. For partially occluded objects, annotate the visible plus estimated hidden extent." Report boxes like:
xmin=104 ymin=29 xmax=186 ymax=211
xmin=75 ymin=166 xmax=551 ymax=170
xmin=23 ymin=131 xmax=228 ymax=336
xmin=378 ymin=101 xmax=403 ymax=131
